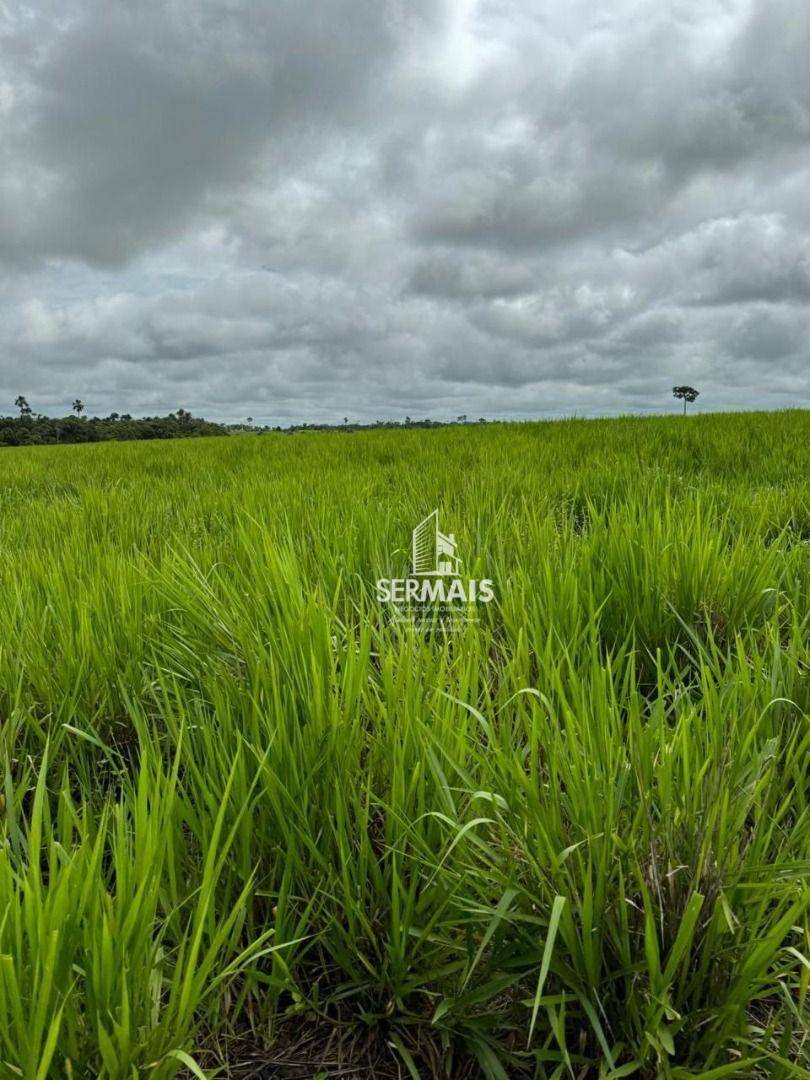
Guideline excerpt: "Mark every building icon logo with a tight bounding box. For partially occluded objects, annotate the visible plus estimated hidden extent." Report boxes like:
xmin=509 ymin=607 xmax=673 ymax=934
xmin=412 ymin=509 xmax=462 ymax=576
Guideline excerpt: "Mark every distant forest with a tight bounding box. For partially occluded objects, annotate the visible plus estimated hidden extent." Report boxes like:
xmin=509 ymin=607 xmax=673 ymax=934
xmin=0 ymin=400 xmax=489 ymax=447
xmin=0 ymin=402 xmax=227 ymax=447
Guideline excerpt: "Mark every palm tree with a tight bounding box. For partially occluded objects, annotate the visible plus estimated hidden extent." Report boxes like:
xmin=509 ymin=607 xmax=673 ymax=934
xmin=72 ymin=398 xmax=85 ymax=417
xmin=14 ymin=395 xmax=31 ymax=416
xmin=672 ymin=386 xmax=699 ymax=415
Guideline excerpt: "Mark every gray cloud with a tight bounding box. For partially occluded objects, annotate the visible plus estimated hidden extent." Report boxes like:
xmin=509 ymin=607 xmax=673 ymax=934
xmin=725 ymin=308 xmax=808 ymax=360
xmin=408 ymin=253 xmax=535 ymax=299
xmin=0 ymin=0 xmax=808 ymax=422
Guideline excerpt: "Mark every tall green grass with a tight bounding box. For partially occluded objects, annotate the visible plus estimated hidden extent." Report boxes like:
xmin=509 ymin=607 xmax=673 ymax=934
xmin=0 ymin=411 xmax=807 ymax=1077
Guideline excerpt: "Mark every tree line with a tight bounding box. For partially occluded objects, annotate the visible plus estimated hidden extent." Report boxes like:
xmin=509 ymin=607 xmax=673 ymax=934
xmin=1 ymin=387 xmax=702 ymax=447
xmin=0 ymin=397 xmax=227 ymax=447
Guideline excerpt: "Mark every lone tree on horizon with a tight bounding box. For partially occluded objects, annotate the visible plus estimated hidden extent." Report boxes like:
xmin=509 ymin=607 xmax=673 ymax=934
xmin=14 ymin=395 xmax=31 ymax=416
xmin=673 ymin=385 xmax=699 ymax=415
xmin=73 ymin=398 xmax=85 ymax=417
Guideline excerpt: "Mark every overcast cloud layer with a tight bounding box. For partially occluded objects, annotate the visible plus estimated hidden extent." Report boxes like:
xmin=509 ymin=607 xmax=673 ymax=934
xmin=1 ymin=0 xmax=808 ymax=423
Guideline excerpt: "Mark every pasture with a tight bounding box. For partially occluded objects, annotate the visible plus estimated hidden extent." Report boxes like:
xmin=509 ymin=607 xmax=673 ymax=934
xmin=0 ymin=410 xmax=807 ymax=1077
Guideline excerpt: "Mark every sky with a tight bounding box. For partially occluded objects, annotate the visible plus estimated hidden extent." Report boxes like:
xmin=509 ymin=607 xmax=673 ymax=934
xmin=1 ymin=0 xmax=809 ymax=425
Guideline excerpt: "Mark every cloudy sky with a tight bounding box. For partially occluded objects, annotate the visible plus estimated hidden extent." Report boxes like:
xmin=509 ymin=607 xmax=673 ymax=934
xmin=1 ymin=0 xmax=808 ymax=424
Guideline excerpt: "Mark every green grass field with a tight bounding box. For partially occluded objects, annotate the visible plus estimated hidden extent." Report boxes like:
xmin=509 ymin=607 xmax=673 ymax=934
xmin=0 ymin=411 xmax=807 ymax=1078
